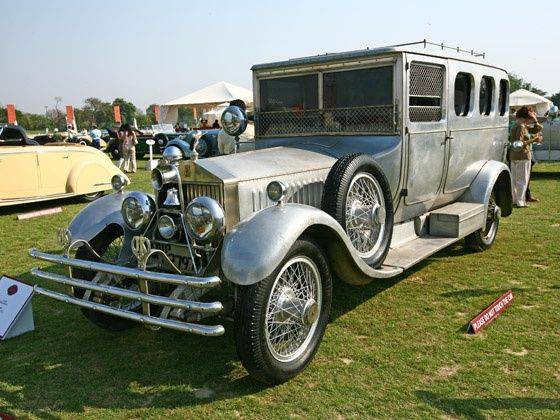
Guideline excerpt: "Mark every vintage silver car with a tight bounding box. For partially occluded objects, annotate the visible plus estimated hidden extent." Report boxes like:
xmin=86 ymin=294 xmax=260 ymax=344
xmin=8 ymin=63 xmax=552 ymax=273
xmin=29 ymin=42 xmax=513 ymax=384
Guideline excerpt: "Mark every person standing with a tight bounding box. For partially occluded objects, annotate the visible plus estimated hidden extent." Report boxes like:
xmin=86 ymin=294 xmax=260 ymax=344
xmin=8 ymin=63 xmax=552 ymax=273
xmin=90 ymin=125 xmax=102 ymax=149
xmin=524 ymin=108 xmax=542 ymax=203
xmin=120 ymin=124 xmax=138 ymax=173
xmin=509 ymin=107 xmax=542 ymax=207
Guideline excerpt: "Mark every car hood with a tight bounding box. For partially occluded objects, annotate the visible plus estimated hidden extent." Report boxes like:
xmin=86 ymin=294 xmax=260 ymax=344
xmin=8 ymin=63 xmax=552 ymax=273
xmin=194 ymin=146 xmax=336 ymax=184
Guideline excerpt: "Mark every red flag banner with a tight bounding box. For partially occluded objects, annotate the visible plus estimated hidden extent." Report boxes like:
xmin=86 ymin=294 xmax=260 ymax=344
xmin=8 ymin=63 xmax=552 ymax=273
xmin=113 ymin=105 xmax=122 ymax=123
xmin=65 ymin=105 xmax=74 ymax=125
xmin=153 ymin=105 xmax=160 ymax=123
xmin=6 ymin=104 xmax=16 ymax=124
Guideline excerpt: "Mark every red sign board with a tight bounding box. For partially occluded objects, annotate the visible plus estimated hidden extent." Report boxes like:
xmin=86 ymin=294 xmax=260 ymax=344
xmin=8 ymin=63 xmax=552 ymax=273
xmin=153 ymin=105 xmax=160 ymax=123
xmin=468 ymin=290 xmax=514 ymax=334
xmin=6 ymin=104 xmax=16 ymax=124
xmin=113 ymin=105 xmax=122 ymax=123
xmin=65 ymin=105 xmax=74 ymax=125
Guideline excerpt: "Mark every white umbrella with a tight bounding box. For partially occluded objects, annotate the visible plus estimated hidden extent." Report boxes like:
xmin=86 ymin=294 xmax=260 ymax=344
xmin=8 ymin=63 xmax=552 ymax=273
xmin=509 ymin=89 xmax=552 ymax=116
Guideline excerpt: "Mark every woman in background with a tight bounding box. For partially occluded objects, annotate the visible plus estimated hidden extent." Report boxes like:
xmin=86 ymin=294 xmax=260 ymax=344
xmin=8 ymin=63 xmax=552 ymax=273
xmin=120 ymin=124 xmax=138 ymax=173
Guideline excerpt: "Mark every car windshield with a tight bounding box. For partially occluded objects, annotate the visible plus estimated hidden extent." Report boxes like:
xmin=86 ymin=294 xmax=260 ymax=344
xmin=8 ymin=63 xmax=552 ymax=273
xmin=256 ymin=65 xmax=395 ymax=137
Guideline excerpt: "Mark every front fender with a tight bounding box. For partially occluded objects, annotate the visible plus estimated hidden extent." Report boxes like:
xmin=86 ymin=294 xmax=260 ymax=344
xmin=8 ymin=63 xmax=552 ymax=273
xmin=221 ymin=203 xmax=402 ymax=286
xmin=68 ymin=191 xmax=131 ymax=242
xmin=460 ymin=160 xmax=512 ymax=218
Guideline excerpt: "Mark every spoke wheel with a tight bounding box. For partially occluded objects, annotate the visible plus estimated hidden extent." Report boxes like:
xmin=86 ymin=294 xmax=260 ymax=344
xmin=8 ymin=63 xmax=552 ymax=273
xmin=345 ymin=172 xmax=386 ymax=259
xmin=73 ymin=227 xmax=140 ymax=331
xmin=265 ymin=256 xmax=322 ymax=363
xmin=234 ymin=238 xmax=332 ymax=384
xmin=465 ymin=191 xmax=501 ymax=251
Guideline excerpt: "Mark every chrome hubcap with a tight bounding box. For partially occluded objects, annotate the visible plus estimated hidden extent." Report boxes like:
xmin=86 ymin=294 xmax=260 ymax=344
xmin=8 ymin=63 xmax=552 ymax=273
xmin=265 ymin=256 xmax=322 ymax=362
xmin=345 ymin=172 xmax=386 ymax=259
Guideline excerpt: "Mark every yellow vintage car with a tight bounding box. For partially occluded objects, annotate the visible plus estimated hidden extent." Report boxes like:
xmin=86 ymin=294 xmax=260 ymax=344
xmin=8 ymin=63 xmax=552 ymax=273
xmin=0 ymin=125 xmax=128 ymax=207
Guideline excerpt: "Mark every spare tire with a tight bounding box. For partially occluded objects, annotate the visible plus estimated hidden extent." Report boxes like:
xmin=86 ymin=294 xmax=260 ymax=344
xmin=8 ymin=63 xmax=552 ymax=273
xmin=321 ymin=153 xmax=393 ymax=268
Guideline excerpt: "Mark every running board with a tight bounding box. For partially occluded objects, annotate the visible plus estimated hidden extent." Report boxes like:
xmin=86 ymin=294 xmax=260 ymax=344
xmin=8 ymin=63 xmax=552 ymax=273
xmin=384 ymin=235 xmax=460 ymax=270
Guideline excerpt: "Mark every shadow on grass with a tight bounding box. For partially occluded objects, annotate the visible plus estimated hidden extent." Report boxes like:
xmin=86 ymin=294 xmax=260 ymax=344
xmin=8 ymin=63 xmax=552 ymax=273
xmin=0 ymin=196 xmax=88 ymax=217
xmin=531 ymin=171 xmax=560 ymax=180
xmin=416 ymin=391 xmax=560 ymax=419
xmin=0 ymin=243 xmax=472 ymax=415
xmin=440 ymin=286 xmax=531 ymax=299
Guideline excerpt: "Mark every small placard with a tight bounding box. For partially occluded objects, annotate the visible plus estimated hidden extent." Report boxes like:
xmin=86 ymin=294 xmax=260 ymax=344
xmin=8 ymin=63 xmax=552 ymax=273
xmin=0 ymin=276 xmax=35 ymax=340
xmin=468 ymin=290 xmax=513 ymax=334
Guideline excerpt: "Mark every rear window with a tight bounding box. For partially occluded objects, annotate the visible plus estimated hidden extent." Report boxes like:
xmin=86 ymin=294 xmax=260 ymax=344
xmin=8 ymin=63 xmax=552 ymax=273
xmin=498 ymin=79 xmax=509 ymax=116
xmin=259 ymin=74 xmax=318 ymax=112
xmin=479 ymin=76 xmax=494 ymax=116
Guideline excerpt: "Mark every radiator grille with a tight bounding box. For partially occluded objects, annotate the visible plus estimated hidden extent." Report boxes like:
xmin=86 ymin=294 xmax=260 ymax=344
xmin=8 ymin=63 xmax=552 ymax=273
xmin=183 ymin=183 xmax=224 ymax=207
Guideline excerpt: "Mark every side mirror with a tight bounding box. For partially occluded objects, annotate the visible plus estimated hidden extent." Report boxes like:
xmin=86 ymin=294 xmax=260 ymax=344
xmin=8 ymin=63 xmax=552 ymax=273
xmin=221 ymin=106 xmax=247 ymax=137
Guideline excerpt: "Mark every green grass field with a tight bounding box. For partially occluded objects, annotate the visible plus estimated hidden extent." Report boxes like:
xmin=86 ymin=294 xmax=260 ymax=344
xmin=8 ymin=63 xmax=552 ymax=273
xmin=0 ymin=162 xmax=559 ymax=419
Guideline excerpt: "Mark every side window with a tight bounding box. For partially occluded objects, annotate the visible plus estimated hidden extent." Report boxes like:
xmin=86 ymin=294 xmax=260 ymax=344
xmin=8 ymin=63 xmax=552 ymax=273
xmin=498 ymin=79 xmax=509 ymax=116
xmin=479 ymin=76 xmax=494 ymax=116
xmin=454 ymin=72 xmax=473 ymax=116
xmin=0 ymin=127 xmax=24 ymax=146
xmin=409 ymin=63 xmax=445 ymax=122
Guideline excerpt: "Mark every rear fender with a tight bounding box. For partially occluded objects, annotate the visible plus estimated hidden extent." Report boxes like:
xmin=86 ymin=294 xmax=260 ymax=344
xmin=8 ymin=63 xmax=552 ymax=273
xmin=460 ymin=160 xmax=512 ymax=218
xmin=221 ymin=203 xmax=402 ymax=286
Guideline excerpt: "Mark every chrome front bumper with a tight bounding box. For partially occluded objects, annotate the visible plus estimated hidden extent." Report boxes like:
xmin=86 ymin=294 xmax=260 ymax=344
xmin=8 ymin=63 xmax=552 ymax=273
xmin=29 ymin=248 xmax=225 ymax=336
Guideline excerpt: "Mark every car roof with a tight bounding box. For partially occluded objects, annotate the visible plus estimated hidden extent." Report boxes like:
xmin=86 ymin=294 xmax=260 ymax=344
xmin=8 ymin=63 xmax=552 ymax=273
xmin=251 ymin=42 xmax=507 ymax=73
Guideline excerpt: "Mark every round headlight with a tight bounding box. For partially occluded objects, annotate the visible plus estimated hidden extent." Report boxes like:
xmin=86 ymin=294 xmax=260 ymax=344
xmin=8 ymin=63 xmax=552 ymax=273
xmin=185 ymin=197 xmax=225 ymax=243
xmin=266 ymin=181 xmax=288 ymax=202
xmin=111 ymin=174 xmax=127 ymax=192
xmin=121 ymin=192 xmax=155 ymax=231
xmin=220 ymin=105 xmax=247 ymax=137
xmin=157 ymin=215 xmax=177 ymax=239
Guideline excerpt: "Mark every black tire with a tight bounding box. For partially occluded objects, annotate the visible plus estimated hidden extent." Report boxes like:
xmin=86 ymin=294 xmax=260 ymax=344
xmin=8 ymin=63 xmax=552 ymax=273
xmin=82 ymin=191 xmax=104 ymax=202
xmin=73 ymin=227 xmax=139 ymax=331
xmin=465 ymin=191 xmax=500 ymax=251
xmin=234 ymin=238 xmax=332 ymax=385
xmin=195 ymin=137 xmax=210 ymax=158
xmin=109 ymin=141 xmax=120 ymax=160
xmin=155 ymin=134 xmax=169 ymax=152
xmin=321 ymin=153 xmax=393 ymax=268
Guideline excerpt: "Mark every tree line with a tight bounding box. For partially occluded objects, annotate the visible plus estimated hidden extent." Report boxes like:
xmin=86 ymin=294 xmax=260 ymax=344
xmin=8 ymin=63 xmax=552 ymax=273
xmin=0 ymin=97 xmax=195 ymax=132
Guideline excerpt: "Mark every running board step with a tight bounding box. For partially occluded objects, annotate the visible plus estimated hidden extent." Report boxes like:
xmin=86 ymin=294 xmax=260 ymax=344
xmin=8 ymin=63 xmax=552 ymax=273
xmin=384 ymin=235 xmax=460 ymax=270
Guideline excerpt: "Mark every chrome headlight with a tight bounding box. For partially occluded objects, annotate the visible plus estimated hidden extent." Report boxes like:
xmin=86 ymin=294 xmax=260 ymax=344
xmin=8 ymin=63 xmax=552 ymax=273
xmin=121 ymin=192 xmax=155 ymax=231
xmin=266 ymin=181 xmax=288 ymax=203
xmin=162 ymin=145 xmax=184 ymax=163
xmin=221 ymin=105 xmax=247 ymax=137
xmin=185 ymin=197 xmax=225 ymax=243
xmin=157 ymin=215 xmax=177 ymax=239
xmin=111 ymin=174 xmax=127 ymax=192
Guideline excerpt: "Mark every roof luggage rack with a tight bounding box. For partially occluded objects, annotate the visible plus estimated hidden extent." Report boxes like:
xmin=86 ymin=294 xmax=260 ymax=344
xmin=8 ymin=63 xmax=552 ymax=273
xmin=385 ymin=39 xmax=486 ymax=59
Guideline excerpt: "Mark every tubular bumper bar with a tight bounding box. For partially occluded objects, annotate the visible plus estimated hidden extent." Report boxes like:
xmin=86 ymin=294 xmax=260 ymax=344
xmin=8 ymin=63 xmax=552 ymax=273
xmin=29 ymin=248 xmax=220 ymax=288
xmin=29 ymin=248 xmax=225 ymax=337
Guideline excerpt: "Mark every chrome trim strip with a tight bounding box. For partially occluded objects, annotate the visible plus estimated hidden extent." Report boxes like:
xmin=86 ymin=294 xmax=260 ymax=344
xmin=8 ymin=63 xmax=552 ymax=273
xmin=34 ymin=286 xmax=225 ymax=336
xmin=31 ymin=268 xmax=223 ymax=313
xmin=29 ymin=248 xmax=220 ymax=288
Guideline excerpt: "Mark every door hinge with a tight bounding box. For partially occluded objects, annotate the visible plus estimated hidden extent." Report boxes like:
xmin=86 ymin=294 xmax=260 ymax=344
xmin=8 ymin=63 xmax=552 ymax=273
xmin=400 ymin=189 xmax=408 ymax=197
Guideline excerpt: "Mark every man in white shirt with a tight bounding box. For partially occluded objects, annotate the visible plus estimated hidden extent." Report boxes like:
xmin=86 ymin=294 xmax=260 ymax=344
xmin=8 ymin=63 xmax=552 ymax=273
xmin=90 ymin=125 xmax=102 ymax=149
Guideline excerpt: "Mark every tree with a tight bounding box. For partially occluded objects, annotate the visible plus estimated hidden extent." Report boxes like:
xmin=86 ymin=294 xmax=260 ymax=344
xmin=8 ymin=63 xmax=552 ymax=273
xmin=508 ymin=74 xmax=547 ymax=96
xmin=550 ymin=92 xmax=560 ymax=107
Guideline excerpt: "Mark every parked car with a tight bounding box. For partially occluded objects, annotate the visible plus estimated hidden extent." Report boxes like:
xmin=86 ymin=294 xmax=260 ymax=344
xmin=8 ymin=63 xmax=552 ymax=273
xmin=0 ymin=124 xmax=127 ymax=206
xmin=29 ymin=42 xmax=513 ymax=384
xmin=33 ymin=131 xmax=108 ymax=150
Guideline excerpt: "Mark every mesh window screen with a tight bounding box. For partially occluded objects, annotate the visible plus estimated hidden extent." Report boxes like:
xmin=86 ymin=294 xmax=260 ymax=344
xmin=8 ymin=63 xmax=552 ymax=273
xmin=409 ymin=63 xmax=445 ymax=122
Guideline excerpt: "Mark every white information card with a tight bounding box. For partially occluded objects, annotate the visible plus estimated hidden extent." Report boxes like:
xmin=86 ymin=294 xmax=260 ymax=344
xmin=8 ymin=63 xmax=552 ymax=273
xmin=0 ymin=276 xmax=35 ymax=340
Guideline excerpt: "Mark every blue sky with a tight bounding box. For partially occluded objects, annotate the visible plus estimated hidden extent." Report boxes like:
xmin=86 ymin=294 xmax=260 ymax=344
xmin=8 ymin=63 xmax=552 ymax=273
xmin=1 ymin=0 xmax=558 ymax=113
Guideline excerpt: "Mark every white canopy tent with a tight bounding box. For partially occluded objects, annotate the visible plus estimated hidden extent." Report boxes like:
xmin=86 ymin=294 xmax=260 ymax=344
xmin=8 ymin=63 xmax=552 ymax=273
xmin=160 ymin=81 xmax=253 ymax=124
xmin=509 ymin=89 xmax=553 ymax=116
xmin=202 ymin=103 xmax=229 ymax=126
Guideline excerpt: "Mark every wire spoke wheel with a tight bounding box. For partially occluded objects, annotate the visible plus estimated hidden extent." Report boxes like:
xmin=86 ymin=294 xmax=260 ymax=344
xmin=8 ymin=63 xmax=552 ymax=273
xmin=482 ymin=193 xmax=499 ymax=241
xmin=345 ymin=172 xmax=386 ymax=259
xmin=265 ymin=256 xmax=322 ymax=363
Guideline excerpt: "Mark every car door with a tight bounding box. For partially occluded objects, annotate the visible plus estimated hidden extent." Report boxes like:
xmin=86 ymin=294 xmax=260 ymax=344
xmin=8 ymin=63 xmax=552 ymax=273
xmin=404 ymin=57 xmax=448 ymax=207
xmin=37 ymin=146 xmax=76 ymax=196
xmin=0 ymin=127 xmax=40 ymax=200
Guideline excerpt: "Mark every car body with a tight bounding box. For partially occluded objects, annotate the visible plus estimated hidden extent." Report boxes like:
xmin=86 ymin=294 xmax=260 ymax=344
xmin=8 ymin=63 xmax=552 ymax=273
xmin=105 ymin=125 xmax=187 ymax=159
xmin=29 ymin=42 xmax=513 ymax=384
xmin=0 ymin=125 xmax=128 ymax=206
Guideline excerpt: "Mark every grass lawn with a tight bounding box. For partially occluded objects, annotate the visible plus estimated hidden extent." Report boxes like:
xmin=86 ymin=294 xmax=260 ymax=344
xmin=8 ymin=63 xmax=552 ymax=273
xmin=0 ymin=161 xmax=559 ymax=419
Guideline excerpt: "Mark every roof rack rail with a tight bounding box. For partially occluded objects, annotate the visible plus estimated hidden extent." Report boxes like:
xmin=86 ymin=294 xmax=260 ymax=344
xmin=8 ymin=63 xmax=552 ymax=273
xmin=385 ymin=39 xmax=486 ymax=59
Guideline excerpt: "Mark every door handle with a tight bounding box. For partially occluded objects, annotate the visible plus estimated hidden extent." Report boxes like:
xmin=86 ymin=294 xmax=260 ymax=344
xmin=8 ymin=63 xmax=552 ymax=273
xmin=445 ymin=135 xmax=454 ymax=141
xmin=62 ymin=155 xmax=69 ymax=159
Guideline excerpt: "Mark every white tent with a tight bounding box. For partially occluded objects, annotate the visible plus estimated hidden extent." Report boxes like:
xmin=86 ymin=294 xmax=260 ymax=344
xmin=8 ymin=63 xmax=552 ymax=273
xmin=509 ymin=89 xmax=553 ymax=116
xmin=160 ymin=81 xmax=253 ymax=124
xmin=203 ymin=103 xmax=229 ymax=126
